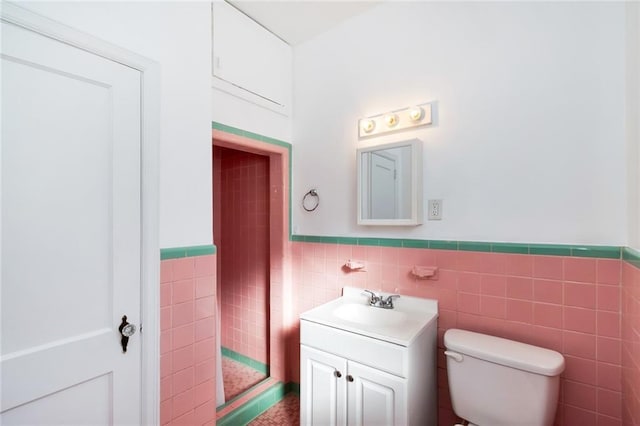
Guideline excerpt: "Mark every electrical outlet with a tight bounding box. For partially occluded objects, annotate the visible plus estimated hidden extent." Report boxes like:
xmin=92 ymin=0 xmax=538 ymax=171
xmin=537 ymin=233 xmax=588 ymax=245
xmin=428 ymin=199 xmax=442 ymax=220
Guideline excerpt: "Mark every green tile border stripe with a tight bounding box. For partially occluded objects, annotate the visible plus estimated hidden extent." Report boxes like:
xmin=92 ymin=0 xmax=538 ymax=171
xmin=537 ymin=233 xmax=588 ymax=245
xmin=212 ymin=121 xmax=293 ymax=238
xmin=291 ymin=235 xmax=623 ymax=259
xmin=216 ymin=380 xmax=298 ymax=415
xmin=215 ymin=376 xmax=272 ymax=412
xmin=216 ymin=381 xmax=288 ymax=426
xmin=159 ymin=239 xmax=623 ymax=260
xmin=212 ymin=122 xmax=291 ymax=150
xmin=623 ymin=247 xmax=640 ymax=269
xmin=221 ymin=347 xmax=269 ymax=375
xmin=160 ymin=244 xmax=216 ymax=260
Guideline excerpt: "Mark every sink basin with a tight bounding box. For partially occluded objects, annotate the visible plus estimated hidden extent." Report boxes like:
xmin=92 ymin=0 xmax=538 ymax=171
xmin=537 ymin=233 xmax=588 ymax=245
xmin=300 ymin=287 xmax=438 ymax=346
xmin=333 ymin=303 xmax=407 ymax=326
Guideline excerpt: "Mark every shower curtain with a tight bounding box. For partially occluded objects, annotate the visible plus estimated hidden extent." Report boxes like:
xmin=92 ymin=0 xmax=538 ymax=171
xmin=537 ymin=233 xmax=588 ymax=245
xmin=216 ymin=298 xmax=225 ymax=406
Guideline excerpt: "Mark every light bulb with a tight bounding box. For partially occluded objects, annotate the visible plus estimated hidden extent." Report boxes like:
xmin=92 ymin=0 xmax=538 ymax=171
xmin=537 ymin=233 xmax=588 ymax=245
xmin=384 ymin=114 xmax=398 ymax=127
xmin=409 ymin=107 xmax=423 ymax=121
xmin=361 ymin=119 xmax=375 ymax=133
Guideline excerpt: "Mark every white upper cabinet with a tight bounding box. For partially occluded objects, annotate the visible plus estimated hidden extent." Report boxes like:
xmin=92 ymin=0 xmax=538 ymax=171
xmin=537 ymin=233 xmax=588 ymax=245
xmin=212 ymin=1 xmax=292 ymax=116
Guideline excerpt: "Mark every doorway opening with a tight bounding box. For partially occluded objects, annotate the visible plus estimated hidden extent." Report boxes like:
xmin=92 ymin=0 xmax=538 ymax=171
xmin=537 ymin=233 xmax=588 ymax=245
xmin=212 ymin=126 xmax=292 ymax=418
xmin=213 ymin=146 xmax=270 ymax=402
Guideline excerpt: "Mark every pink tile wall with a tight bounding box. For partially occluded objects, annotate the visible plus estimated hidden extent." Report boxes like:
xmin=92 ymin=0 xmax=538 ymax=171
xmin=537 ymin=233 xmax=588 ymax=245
xmin=290 ymin=242 xmax=624 ymax=426
xmin=160 ymin=255 xmax=217 ymax=426
xmin=213 ymin=147 xmax=270 ymax=364
xmin=621 ymin=258 xmax=640 ymax=425
xmin=213 ymin=129 xmax=293 ymax=385
xmin=266 ymin=153 xmax=294 ymax=383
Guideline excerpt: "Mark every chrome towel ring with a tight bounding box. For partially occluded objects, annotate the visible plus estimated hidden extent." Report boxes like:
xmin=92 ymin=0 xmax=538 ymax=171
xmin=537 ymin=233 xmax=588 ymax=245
xmin=303 ymin=189 xmax=319 ymax=212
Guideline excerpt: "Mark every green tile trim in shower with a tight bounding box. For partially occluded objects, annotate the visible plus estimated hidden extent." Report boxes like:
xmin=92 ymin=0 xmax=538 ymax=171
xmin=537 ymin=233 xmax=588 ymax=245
xmin=160 ymin=244 xmax=216 ymax=260
xmin=212 ymin=121 xmax=293 ymax=238
xmin=216 ymin=377 xmax=272 ymax=412
xmin=221 ymin=347 xmax=269 ymax=375
xmin=291 ymin=235 xmax=623 ymax=259
xmin=216 ymin=381 xmax=288 ymax=426
xmin=623 ymin=247 xmax=640 ymax=269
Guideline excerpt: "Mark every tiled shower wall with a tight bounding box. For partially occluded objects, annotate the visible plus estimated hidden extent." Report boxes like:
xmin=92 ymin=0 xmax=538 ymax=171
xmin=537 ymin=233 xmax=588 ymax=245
xmin=160 ymin=255 xmax=217 ymax=426
xmin=213 ymin=146 xmax=270 ymax=364
xmin=289 ymin=242 xmax=624 ymax=426
xmin=621 ymin=255 xmax=640 ymax=425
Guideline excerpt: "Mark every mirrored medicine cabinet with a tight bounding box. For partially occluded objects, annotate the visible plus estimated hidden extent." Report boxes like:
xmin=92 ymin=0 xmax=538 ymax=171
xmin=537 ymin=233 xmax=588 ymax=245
xmin=357 ymin=139 xmax=423 ymax=226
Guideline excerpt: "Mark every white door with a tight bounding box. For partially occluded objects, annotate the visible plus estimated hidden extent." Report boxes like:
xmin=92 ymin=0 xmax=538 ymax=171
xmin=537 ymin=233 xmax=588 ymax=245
xmin=1 ymin=14 xmax=142 ymax=426
xmin=369 ymin=152 xmax=397 ymax=220
xmin=347 ymin=361 xmax=407 ymax=426
xmin=300 ymin=345 xmax=347 ymax=426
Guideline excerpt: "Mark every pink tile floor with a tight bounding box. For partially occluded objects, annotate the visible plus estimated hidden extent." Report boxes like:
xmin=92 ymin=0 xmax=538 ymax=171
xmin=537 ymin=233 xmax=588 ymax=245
xmin=249 ymin=394 xmax=300 ymax=425
xmin=222 ymin=356 xmax=267 ymax=402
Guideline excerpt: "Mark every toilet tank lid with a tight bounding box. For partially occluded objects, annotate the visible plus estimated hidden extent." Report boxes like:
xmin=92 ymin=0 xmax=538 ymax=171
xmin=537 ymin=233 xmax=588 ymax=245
xmin=444 ymin=329 xmax=565 ymax=376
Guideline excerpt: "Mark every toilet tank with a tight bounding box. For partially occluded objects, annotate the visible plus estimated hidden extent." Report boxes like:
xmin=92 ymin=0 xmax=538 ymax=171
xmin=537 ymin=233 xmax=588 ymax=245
xmin=444 ymin=329 xmax=565 ymax=426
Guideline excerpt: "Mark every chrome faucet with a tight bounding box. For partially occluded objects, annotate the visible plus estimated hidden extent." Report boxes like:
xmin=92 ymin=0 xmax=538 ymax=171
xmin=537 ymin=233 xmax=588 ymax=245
xmin=363 ymin=290 xmax=401 ymax=309
xmin=381 ymin=294 xmax=401 ymax=309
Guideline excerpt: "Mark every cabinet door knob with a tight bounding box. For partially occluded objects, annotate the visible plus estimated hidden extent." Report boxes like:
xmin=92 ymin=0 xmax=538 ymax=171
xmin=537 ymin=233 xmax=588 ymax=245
xmin=334 ymin=371 xmax=342 ymax=378
xmin=347 ymin=375 xmax=354 ymax=382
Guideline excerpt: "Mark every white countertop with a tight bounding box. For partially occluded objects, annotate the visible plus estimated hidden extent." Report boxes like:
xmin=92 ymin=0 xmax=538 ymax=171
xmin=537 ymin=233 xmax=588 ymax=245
xmin=299 ymin=287 xmax=438 ymax=346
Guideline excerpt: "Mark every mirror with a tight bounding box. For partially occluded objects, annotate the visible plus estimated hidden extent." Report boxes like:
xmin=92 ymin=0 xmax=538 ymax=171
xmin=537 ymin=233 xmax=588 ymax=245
xmin=357 ymin=139 xmax=423 ymax=226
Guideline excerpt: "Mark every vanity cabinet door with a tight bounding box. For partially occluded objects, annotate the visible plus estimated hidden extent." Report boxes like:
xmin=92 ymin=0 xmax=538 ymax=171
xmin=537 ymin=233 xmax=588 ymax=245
xmin=301 ymin=345 xmax=347 ymax=426
xmin=347 ymin=361 xmax=408 ymax=426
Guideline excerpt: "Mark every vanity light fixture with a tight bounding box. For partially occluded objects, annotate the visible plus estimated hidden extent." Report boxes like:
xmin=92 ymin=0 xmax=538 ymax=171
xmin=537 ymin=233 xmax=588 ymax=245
xmin=358 ymin=102 xmax=433 ymax=138
xmin=384 ymin=113 xmax=398 ymax=127
xmin=408 ymin=106 xmax=424 ymax=122
xmin=360 ymin=118 xmax=376 ymax=134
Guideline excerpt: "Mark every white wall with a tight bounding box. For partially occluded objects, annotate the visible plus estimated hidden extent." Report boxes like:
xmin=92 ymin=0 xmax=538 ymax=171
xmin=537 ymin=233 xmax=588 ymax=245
xmin=211 ymin=90 xmax=291 ymax=143
xmin=293 ymin=2 xmax=627 ymax=245
xmin=627 ymin=2 xmax=640 ymax=250
xmin=18 ymin=1 xmax=213 ymax=248
xmin=211 ymin=1 xmax=292 ymax=143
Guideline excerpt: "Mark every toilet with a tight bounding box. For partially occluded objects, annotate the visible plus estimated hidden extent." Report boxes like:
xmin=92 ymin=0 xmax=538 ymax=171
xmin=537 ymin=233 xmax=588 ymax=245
xmin=444 ymin=329 xmax=565 ymax=426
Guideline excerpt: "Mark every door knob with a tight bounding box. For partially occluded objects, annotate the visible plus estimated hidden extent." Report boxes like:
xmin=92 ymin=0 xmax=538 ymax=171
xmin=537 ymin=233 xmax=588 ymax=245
xmin=334 ymin=371 xmax=342 ymax=378
xmin=118 ymin=315 xmax=137 ymax=353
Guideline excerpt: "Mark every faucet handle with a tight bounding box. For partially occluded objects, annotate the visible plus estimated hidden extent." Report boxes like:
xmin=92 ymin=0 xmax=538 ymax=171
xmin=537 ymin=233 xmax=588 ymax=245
xmin=362 ymin=289 xmax=380 ymax=303
xmin=382 ymin=294 xmax=401 ymax=308
xmin=362 ymin=289 xmax=377 ymax=298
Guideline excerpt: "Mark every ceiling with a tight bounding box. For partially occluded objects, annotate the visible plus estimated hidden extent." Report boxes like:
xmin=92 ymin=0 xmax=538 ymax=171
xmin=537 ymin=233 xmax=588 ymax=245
xmin=228 ymin=1 xmax=382 ymax=45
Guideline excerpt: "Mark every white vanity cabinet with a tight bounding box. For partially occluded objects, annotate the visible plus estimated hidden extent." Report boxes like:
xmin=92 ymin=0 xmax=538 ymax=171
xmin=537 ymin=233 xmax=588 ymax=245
xmin=299 ymin=288 xmax=437 ymax=426
xmin=301 ymin=345 xmax=407 ymax=426
xmin=347 ymin=360 xmax=408 ymax=425
xmin=300 ymin=345 xmax=347 ymax=425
